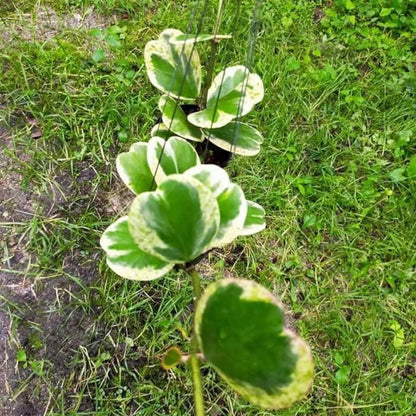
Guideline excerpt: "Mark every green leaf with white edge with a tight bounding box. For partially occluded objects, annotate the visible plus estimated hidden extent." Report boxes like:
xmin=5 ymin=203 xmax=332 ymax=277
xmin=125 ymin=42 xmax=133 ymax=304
xmin=169 ymin=33 xmax=232 ymax=44
xmin=147 ymin=136 xmax=200 ymax=185
xmin=144 ymin=29 xmax=201 ymax=100
xmin=188 ymin=107 xmax=235 ymax=131
xmin=116 ymin=142 xmax=156 ymax=195
xmin=206 ymin=122 xmax=264 ymax=156
xmin=151 ymin=123 xmax=175 ymax=140
xmin=195 ymin=279 xmax=314 ymax=409
xmin=100 ymin=217 xmax=174 ymax=281
xmin=188 ymin=65 xmax=264 ymax=129
xmin=184 ymin=164 xmax=247 ymax=246
xmin=240 ymin=200 xmax=266 ymax=236
xmin=159 ymin=95 xmax=203 ymax=142
xmin=128 ymin=175 xmax=220 ymax=263
xmin=184 ymin=164 xmax=230 ymax=197
xmin=207 ymin=66 xmax=264 ymax=113
xmin=211 ymin=184 xmax=247 ymax=247
xmin=161 ymin=347 xmax=182 ymax=370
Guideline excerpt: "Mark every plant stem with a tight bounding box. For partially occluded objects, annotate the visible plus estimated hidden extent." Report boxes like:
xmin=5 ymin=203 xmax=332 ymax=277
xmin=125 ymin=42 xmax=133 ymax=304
xmin=201 ymin=0 xmax=225 ymax=107
xmin=188 ymin=268 xmax=205 ymax=416
xmin=190 ymin=336 xmax=205 ymax=416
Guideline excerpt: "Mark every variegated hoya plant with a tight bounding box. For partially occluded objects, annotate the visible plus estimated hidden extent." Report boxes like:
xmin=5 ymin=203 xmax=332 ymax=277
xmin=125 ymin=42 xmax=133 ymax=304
xmin=145 ymin=29 xmax=265 ymax=156
xmin=100 ymin=27 xmax=313 ymax=415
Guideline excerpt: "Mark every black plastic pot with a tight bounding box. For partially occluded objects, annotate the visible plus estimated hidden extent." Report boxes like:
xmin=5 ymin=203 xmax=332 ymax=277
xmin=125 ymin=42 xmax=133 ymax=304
xmin=195 ymin=139 xmax=233 ymax=168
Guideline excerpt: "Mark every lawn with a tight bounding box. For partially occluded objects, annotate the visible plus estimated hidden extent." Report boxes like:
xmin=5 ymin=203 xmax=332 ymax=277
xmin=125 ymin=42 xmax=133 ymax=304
xmin=0 ymin=0 xmax=415 ymax=415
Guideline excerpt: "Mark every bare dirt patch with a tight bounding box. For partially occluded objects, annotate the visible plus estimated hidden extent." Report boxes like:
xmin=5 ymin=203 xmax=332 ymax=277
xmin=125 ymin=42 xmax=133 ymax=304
xmin=0 ymin=122 xmax=38 ymax=415
xmin=0 ymin=6 xmax=110 ymax=47
xmin=0 ymin=120 xmax=104 ymax=415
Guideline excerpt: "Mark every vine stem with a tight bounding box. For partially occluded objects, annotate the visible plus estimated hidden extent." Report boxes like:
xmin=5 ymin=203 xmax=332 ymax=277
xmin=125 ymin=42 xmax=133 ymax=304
xmin=200 ymin=0 xmax=225 ymax=107
xmin=188 ymin=267 xmax=205 ymax=416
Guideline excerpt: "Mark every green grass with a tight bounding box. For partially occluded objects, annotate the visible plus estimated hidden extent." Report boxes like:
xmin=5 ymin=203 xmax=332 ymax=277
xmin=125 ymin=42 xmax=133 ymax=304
xmin=0 ymin=0 xmax=415 ymax=415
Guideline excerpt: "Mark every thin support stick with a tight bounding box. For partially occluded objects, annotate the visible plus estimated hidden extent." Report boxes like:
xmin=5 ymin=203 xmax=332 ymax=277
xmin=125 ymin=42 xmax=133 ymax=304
xmin=201 ymin=0 xmax=225 ymax=107
xmin=188 ymin=268 xmax=205 ymax=416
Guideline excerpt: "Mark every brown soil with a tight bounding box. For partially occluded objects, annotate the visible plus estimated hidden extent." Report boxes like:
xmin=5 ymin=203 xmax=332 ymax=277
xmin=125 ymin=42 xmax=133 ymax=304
xmin=0 ymin=6 xmax=109 ymax=48
xmin=0 ymin=117 xmax=103 ymax=415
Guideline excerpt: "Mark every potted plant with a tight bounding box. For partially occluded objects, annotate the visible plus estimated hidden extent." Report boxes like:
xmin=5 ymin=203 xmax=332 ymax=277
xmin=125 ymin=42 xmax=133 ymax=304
xmin=145 ymin=29 xmax=265 ymax=163
xmin=100 ymin=26 xmax=313 ymax=415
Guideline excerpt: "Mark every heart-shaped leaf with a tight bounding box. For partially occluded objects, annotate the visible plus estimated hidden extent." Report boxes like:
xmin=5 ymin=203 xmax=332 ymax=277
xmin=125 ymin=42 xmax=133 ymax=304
xmin=169 ymin=33 xmax=232 ymax=44
xmin=240 ymin=200 xmax=266 ymax=236
xmin=128 ymin=175 xmax=220 ymax=263
xmin=147 ymin=137 xmax=200 ymax=185
xmin=195 ymin=279 xmax=314 ymax=409
xmin=205 ymin=122 xmax=264 ymax=156
xmin=184 ymin=164 xmax=231 ymax=197
xmin=116 ymin=142 xmax=156 ymax=195
xmin=188 ymin=66 xmax=264 ymax=129
xmin=212 ymin=184 xmax=247 ymax=246
xmin=100 ymin=217 xmax=174 ymax=280
xmin=159 ymin=95 xmax=203 ymax=142
xmin=144 ymin=29 xmax=201 ymax=100
xmin=184 ymin=165 xmax=248 ymax=247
